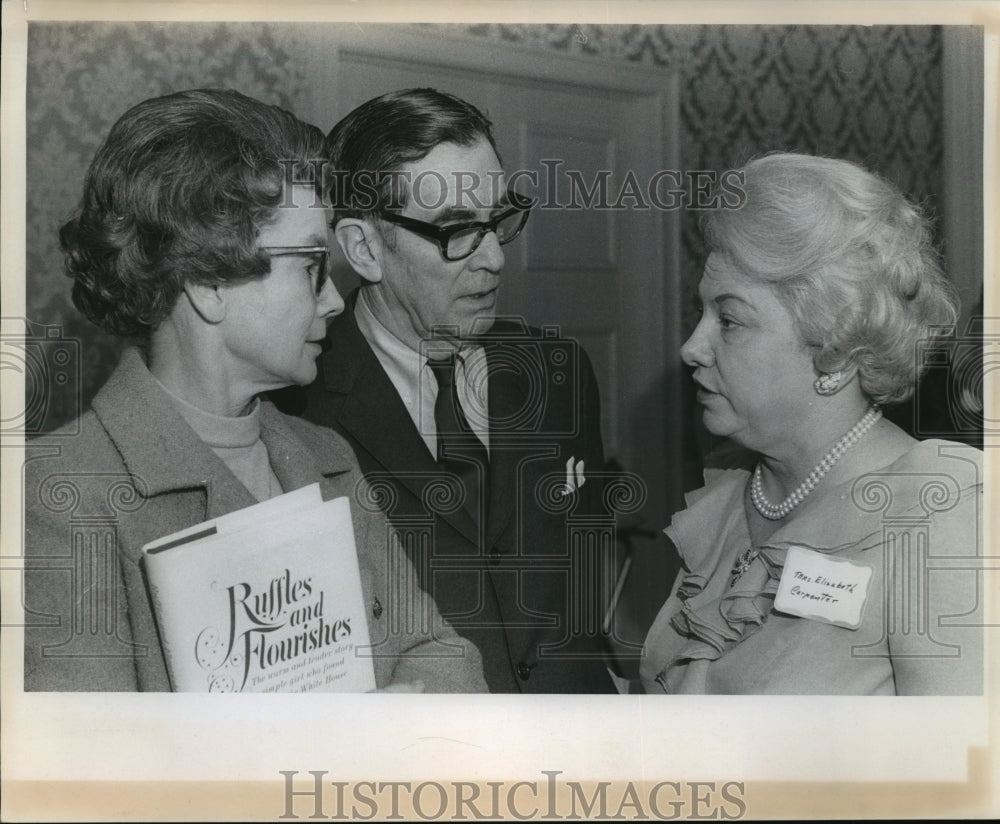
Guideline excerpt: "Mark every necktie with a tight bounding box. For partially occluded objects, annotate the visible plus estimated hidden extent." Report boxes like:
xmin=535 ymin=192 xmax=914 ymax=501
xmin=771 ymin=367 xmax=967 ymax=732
xmin=427 ymin=354 xmax=489 ymax=528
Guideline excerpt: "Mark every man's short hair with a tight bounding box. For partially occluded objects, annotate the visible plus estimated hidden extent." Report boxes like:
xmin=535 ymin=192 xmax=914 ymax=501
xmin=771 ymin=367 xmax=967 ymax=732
xmin=61 ymin=88 xmax=325 ymax=338
xmin=325 ymin=87 xmax=499 ymax=225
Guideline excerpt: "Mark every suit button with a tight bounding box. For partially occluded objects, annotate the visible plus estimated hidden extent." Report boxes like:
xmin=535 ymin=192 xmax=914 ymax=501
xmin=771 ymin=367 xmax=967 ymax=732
xmin=489 ymin=549 xmax=501 ymax=566
xmin=516 ymin=663 xmax=532 ymax=681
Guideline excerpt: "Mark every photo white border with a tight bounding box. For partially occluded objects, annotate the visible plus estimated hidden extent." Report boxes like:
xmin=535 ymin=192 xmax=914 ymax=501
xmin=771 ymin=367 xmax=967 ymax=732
xmin=2 ymin=1 xmax=997 ymax=820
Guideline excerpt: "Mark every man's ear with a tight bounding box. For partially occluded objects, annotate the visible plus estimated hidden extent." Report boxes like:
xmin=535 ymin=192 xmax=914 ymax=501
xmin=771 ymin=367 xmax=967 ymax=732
xmin=182 ymin=280 xmax=227 ymax=324
xmin=335 ymin=219 xmax=384 ymax=283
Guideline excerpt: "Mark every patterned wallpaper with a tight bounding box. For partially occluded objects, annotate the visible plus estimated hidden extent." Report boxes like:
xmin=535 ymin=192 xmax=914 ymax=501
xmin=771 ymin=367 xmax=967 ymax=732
xmin=25 ymin=22 xmax=314 ymax=432
xmin=438 ymin=23 xmax=944 ymax=322
xmin=23 ymin=22 xmax=944 ymax=432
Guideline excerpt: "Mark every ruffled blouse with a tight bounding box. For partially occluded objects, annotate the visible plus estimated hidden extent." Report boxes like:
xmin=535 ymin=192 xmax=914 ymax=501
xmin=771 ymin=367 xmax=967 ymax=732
xmin=640 ymin=440 xmax=983 ymax=695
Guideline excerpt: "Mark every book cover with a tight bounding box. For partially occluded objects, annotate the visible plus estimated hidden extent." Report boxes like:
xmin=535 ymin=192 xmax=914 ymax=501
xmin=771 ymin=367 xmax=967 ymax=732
xmin=142 ymin=487 xmax=376 ymax=693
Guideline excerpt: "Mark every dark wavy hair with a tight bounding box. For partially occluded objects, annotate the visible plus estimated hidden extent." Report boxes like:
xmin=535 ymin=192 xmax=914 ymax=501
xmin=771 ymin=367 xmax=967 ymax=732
xmin=60 ymin=88 xmax=326 ymax=338
xmin=325 ymin=87 xmax=499 ymax=226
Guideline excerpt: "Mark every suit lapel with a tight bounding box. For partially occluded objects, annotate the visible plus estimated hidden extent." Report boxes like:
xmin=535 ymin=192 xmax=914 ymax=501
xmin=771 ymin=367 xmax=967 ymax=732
xmin=484 ymin=340 xmax=535 ymax=549
xmin=320 ymin=299 xmax=479 ymax=544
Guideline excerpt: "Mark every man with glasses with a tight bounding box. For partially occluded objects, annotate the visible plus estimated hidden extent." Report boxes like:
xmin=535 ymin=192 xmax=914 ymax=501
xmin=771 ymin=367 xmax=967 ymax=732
xmin=280 ymin=88 xmax=615 ymax=693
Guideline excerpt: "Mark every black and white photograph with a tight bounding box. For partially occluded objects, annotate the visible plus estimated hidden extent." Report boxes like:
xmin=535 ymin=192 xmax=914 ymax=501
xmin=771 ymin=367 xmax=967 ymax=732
xmin=1 ymin=1 xmax=995 ymax=820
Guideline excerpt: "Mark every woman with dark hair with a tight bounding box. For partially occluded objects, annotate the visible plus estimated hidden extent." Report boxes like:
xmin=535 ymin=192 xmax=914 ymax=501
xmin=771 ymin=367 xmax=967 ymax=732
xmin=641 ymin=153 xmax=983 ymax=695
xmin=24 ymin=88 xmax=486 ymax=693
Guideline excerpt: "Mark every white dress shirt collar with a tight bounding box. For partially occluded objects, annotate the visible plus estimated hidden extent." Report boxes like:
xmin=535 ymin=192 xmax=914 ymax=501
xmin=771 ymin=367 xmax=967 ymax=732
xmin=354 ymin=290 xmax=490 ymax=457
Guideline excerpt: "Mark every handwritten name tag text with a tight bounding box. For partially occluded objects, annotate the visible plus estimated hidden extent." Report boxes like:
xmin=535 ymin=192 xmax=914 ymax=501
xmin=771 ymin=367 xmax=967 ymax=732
xmin=775 ymin=547 xmax=873 ymax=629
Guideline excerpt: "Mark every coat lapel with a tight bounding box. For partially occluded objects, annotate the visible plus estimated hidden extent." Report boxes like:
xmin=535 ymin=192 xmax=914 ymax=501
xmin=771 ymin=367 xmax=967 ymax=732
xmin=258 ymin=401 xmax=355 ymax=494
xmin=91 ymin=348 xmax=257 ymax=535
xmin=91 ymin=349 xmax=358 ymax=534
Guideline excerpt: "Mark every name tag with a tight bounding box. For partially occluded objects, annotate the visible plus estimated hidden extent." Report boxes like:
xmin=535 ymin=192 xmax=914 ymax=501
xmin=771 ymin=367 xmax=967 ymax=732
xmin=774 ymin=546 xmax=873 ymax=630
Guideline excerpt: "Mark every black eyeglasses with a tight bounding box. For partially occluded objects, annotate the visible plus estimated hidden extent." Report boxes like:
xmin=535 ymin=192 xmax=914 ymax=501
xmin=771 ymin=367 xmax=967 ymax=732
xmin=378 ymin=193 xmax=532 ymax=261
xmin=261 ymin=246 xmax=330 ymax=296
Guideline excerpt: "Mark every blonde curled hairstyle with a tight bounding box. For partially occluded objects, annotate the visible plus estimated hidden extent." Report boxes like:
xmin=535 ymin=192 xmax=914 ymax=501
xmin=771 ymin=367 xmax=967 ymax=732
xmin=701 ymin=152 xmax=958 ymax=404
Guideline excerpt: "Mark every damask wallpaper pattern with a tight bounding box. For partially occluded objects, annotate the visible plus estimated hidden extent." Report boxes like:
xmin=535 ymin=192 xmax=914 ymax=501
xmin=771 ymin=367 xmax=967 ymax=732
xmin=25 ymin=23 xmax=314 ymax=430
xmin=24 ymin=22 xmax=944 ymax=431
xmin=444 ymin=23 xmax=944 ymax=319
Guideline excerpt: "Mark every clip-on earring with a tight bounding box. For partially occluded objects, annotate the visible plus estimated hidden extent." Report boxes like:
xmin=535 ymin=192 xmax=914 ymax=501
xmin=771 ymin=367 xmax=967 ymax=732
xmin=814 ymin=370 xmax=842 ymax=396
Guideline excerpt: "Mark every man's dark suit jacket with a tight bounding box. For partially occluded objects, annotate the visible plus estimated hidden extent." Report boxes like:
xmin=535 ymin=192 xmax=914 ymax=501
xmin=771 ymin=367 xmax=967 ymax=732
xmin=276 ymin=293 xmax=616 ymax=693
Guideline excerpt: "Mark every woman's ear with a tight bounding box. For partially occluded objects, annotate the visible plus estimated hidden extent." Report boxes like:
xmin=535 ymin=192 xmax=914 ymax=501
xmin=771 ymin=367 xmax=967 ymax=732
xmin=182 ymin=280 xmax=227 ymax=324
xmin=335 ymin=219 xmax=384 ymax=283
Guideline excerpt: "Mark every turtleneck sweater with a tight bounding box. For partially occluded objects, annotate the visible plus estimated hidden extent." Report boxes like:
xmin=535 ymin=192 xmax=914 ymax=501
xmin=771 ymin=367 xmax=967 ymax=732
xmin=157 ymin=383 xmax=282 ymax=502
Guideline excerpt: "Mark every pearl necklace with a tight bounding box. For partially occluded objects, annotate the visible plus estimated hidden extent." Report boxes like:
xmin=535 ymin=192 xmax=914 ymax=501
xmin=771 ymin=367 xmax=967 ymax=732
xmin=750 ymin=405 xmax=882 ymax=521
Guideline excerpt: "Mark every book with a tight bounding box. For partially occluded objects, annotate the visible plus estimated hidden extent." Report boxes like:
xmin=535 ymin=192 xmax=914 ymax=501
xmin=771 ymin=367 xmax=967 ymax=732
xmin=141 ymin=484 xmax=376 ymax=693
